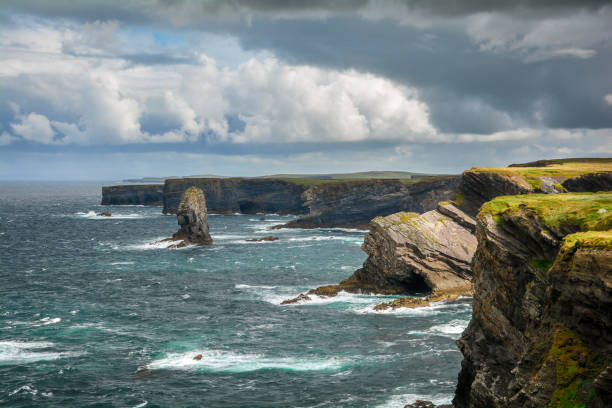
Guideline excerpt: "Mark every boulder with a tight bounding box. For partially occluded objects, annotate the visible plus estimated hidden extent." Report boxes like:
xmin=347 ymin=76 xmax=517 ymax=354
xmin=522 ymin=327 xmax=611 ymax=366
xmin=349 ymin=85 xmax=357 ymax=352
xmin=246 ymin=235 xmax=279 ymax=242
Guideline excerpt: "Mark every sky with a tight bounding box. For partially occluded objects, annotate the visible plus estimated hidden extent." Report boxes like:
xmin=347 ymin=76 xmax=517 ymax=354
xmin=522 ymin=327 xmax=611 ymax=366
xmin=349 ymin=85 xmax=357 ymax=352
xmin=0 ymin=1 xmax=611 ymax=180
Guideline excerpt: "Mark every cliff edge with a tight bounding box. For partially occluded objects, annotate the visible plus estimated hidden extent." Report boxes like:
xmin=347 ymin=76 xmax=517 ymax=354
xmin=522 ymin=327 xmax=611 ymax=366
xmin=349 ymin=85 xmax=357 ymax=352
xmin=454 ymin=192 xmax=612 ymax=408
xmin=455 ymin=159 xmax=612 ymax=217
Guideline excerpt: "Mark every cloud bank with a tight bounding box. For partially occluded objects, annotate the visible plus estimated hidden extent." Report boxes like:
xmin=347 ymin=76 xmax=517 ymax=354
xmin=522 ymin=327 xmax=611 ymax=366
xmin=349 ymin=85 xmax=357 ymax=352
xmin=0 ymin=1 xmax=610 ymax=179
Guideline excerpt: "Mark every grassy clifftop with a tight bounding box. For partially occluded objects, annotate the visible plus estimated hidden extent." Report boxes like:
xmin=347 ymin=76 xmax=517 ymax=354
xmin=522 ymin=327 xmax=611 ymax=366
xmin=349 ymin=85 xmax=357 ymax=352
xmin=481 ymin=192 xmax=612 ymax=232
xmin=469 ymin=159 xmax=612 ymax=190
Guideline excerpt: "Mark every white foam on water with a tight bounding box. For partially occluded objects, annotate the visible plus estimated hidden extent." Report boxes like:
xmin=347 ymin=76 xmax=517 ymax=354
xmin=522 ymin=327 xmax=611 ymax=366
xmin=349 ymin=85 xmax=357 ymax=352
xmin=212 ymin=234 xmax=248 ymax=240
xmin=376 ymin=393 xmax=452 ymax=408
xmin=148 ymin=349 xmax=350 ymax=373
xmin=125 ymin=239 xmax=192 ymax=250
xmin=286 ymin=235 xmax=364 ymax=243
xmin=235 ymin=284 xmax=279 ymax=290
xmin=133 ymin=402 xmax=148 ymax=408
xmin=110 ymin=261 xmax=134 ymax=265
xmin=0 ymin=341 xmax=81 ymax=365
xmin=318 ymin=227 xmax=369 ymax=233
xmin=9 ymin=384 xmax=38 ymax=396
xmin=40 ymin=317 xmax=61 ymax=325
xmin=427 ymin=319 xmax=470 ymax=337
xmin=353 ymin=298 xmax=472 ymax=316
xmin=74 ymin=211 xmax=151 ymax=220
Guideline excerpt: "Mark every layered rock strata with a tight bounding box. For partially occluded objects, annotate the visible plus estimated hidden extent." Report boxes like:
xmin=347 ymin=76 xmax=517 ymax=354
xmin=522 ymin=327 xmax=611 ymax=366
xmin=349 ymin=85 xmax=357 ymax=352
xmin=278 ymin=176 xmax=461 ymax=229
xmin=163 ymin=178 xmax=308 ymax=215
xmin=282 ymin=202 xmax=477 ymax=304
xmin=454 ymin=192 xmax=612 ymax=408
xmin=167 ymin=187 xmax=212 ymax=247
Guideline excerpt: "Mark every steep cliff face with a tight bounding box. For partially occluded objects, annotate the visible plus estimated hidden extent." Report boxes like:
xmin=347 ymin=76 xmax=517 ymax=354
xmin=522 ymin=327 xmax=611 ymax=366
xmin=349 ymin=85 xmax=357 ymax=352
xmin=101 ymin=185 xmax=164 ymax=206
xmin=454 ymin=192 xmax=612 ymax=408
xmin=162 ymin=178 xmax=308 ymax=215
xmin=163 ymin=176 xmax=460 ymax=228
xmin=281 ymin=176 xmax=461 ymax=229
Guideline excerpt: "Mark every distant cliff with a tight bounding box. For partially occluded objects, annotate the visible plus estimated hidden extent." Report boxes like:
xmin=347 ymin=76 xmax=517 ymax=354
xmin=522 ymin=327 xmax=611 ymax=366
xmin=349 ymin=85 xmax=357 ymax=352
xmin=454 ymin=193 xmax=612 ymax=408
xmin=279 ymin=176 xmax=460 ymax=229
xmin=133 ymin=176 xmax=460 ymax=228
xmin=101 ymin=184 xmax=164 ymax=206
xmin=162 ymin=178 xmax=308 ymax=215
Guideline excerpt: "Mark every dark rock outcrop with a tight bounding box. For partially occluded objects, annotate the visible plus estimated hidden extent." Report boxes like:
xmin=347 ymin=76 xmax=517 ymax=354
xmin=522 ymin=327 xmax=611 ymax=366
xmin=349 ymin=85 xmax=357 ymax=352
xmin=168 ymin=187 xmax=212 ymax=247
xmin=246 ymin=235 xmax=279 ymax=242
xmin=282 ymin=202 xmax=477 ymax=304
xmin=404 ymin=401 xmax=452 ymax=408
xmin=163 ymin=178 xmax=308 ymax=215
xmin=279 ymin=176 xmax=460 ymax=229
xmin=454 ymin=192 xmax=612 ymax=408
xmin=561 ymin=172 xmax=612 ymax=192
xmin=97 ymin=211 xmax=112 ymax=217
xmin=101 ymin=184 xmax=164 ymax=206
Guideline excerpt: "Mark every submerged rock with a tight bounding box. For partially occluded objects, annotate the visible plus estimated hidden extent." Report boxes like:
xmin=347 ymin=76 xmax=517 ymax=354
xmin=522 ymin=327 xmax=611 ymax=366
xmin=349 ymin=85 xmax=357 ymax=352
xmin=246 ymin=235 xmax=279 ymax=242
xmin=404 ymin=401 xmax=452 ymax=408
xmin=193 ymin=354 xmax=203 ymax=361
xmin=164 ymin=186 xmax=212 ymax=247
xmin=97 ymin=211 xmax=112 ymax=217
xmin=280 ymin=293 xmax=311 ymax=305
xmin=373 ymin=284 xmax=473 ymax=311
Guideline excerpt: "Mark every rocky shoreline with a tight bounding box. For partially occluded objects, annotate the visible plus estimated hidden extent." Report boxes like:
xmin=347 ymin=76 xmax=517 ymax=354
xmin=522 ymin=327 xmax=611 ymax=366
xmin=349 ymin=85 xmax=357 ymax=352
xmin=106 ymin=158 xmax=612 ymax=407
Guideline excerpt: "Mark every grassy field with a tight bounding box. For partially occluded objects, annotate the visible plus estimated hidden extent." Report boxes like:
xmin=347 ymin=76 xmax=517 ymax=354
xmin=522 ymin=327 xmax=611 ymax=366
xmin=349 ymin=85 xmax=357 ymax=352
xmin=481 ymin=192 xmax=612 ymax=231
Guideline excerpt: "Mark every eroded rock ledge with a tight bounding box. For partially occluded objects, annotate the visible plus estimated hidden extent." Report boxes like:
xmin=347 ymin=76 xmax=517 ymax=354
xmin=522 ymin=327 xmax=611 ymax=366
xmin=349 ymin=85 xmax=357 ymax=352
xmin=282 ymin=202 xmax=477 ymax=305
xmin=454 ymin=192 xmax=612 ymax=408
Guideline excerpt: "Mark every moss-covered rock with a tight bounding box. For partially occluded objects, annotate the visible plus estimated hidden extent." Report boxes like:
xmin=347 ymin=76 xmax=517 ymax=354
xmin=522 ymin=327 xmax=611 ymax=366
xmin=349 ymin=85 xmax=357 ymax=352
xmin=454 ymin=192 xmax=612 ymax=408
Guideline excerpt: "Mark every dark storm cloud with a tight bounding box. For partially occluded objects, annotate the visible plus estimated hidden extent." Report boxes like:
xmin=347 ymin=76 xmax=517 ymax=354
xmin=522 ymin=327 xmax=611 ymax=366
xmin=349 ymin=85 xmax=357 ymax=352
xmin=2 ymin=0 xmax=609 ymax=24
xmin=229 ymin=16 xmax=612 ymax=133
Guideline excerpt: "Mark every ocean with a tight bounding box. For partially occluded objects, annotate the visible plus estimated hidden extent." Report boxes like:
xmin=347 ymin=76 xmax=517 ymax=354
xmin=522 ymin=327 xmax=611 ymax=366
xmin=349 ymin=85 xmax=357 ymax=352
xmin=0 ymin=182 xmax=470 ymax=407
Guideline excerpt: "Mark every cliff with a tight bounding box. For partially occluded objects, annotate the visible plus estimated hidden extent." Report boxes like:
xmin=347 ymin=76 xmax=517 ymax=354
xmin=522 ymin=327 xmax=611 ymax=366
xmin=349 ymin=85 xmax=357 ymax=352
xmin=280 ymin=176 xmax=460 ymax=229
xmin=454 ymin=192 xmax=612 ymax=408
xmin=162 ymin=176 xmax=460 ymax=228
xmin=162 ymin=178 xmax=308 ymax=215
xmin=282 ymin=159 xmax=612 ymax=305
xmin=101 ymin=184 xmax=164 ymax=206
xmin=455 ymin=159 xmax=612 ymax=217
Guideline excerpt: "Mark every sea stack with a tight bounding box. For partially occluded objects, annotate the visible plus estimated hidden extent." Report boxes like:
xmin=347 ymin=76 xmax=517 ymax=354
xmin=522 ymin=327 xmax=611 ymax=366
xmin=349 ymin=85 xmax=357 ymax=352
xmin=171 ymin=186 xmax=212 ymax=247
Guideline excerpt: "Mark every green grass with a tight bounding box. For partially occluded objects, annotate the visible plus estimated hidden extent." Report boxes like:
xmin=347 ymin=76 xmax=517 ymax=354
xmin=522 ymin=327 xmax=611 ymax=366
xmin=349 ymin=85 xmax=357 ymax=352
xmin=529 ymin=259 xmax=554 ymax=272
xmin=469 ymin=160 xmax=612 ymax=191
xmin=480 ymin=192 xmax=612 ymax=232
xmin=509 ymin=158 xmax=612 ymax=167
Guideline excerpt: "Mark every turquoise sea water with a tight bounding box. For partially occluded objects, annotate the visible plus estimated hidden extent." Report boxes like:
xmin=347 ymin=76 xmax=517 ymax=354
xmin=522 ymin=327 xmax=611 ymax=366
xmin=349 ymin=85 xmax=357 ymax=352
xmin=0 ymin=182 xmax=471 ymax=407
